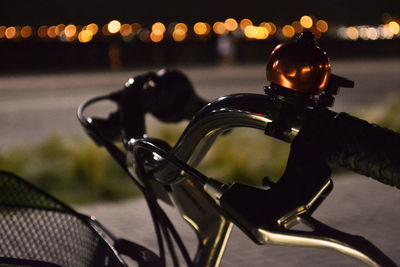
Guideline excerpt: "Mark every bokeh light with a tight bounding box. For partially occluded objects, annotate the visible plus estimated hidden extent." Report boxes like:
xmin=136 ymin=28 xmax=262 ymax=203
xmin=108 ymin=20 xmax=121 ymax=34
xmin=55 ymin=24 xmax=65 ymax=36
xmin=152 ymin=22 xmax=166 ymax=34
xmin=173 ymin=29 xmax=186 ymax=41
xmin=174 ymin=23 xmax=188 ymax=33
xmin=267 ymin=22 xmax=277 ymax=35
xmin=131 ymin=23 xmax=142 ymax=35
xmin=78 ymin=30 xmax=93 ymax=43
xmin=316 ymin=20 xmax=328 ymax=33
xmin=37 ymin=25 xmax=48 ymax=38
xmin=47 ymin=26 xmax=57 ymax=38
xmin=213 ymin=21 xmax=226 ymax=35
xmin=194 ymin=22 xmax=208 ymax=35
xmin=5 ymin=27 xmax=16 ymax=39
xmin=150 ymin=30 xmax=163 ymax=42
xmin=86 ymin=23 xmax=98 ymax=35
xmin=244 ymin=26 xmax=257 ymax=38
xmin=64 ymin=24 xmax=77 ymax=38
xmin=310 ymin=27 xmax=322 ymax=39
xmin=291 ymin=21 xmax=303 ymax=34
xmin=346 ymin=26 xmax=359 ymax=40
xmin=300 ymin=16 xmax=313 ymax=29
xmin=240 ymin=19 xmax=253 ymax=30
xmin=139 ymin=29 xmax=151 ymax=42
xmin=21 ymin=26 xmax=32 ymax=39
xmin=366 ymin=27 xmax=379 ymax=40
xmin=388 ymin=21 xmax=400 ymax=34
xmin=225 ymin=18 xmax=238 ymax=31
xmin=102 ymin=24 xmax=111 ymax=36
xmin=255 ymin=27 xmax=268 ymax=39
xmin=282 ymin=25 xmax=295 ymax=38
xmin=0 ymin=16 xmax=395 ymax=44
xmin=0 ymin=26 xmax=6 ymax=38
xmin=379 ymin=25 xmax=394 ymax=39
xmin=359 ymin=26 xmax=369 ymax=40
xmin=260 ymin=22 xmax=277 ymax=35
xmin=120 ymin=24 xmax=132 ymax=37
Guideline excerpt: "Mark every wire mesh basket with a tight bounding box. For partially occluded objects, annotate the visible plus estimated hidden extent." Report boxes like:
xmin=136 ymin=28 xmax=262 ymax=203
xmin=0 ymin=170 xmax=127 ymax=267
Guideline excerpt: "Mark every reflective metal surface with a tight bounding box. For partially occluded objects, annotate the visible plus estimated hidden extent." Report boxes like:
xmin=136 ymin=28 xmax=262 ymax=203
xmin=137 ymin=92 xmax=394 ymax=266
xmin=171 ymin=93 xmax=292 ymax=166
xmin=171 ymin=180 xmax=232 ymax=267
xmin=266 ymin=32 xmax=331 ymax=95
xmin=256 ymin=215 xmax=395 ymax=267
xmin=153 ymin=93 xmax=292 ymax=266
xmin=168 ymin=94 xmax=278 ymax=267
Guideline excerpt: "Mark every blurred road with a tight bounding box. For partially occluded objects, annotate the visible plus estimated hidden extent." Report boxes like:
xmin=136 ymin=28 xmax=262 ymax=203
xmin=78 ymin=174 xmax=400 ymax=266
xmin=0 ymin=58 xmax=400 ymax=150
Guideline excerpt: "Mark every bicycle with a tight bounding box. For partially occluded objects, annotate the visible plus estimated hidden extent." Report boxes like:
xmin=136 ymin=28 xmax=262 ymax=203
xmin=1 ymin=31 xmax=399 ymax=266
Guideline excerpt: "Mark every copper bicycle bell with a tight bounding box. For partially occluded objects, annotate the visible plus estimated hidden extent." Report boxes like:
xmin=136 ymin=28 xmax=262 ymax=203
xmin=266 ymin=31 xmax=331 ymax=95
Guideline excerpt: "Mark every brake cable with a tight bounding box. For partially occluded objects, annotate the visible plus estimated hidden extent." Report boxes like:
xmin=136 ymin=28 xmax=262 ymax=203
xmin=77 ymin=94 xmax=194 ymax=267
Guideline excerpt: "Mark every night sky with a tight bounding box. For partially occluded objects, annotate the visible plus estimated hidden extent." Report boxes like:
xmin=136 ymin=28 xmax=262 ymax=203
xmin=1 ymin=0 xmax=399 ymax=26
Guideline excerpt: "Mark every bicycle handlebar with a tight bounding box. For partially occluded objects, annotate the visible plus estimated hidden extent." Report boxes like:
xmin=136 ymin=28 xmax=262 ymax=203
xmin=78 ymin=70 xmax=400 ymax=189
xmin=142 ymin=90 xmax=400 ymax=189
xmin=119 ymin=69 xmax=208 ymax=140
xmin=300 ymin=111 xmax=400 ymax=189
xmin=78 ymin=68 xmax=400 ymax=267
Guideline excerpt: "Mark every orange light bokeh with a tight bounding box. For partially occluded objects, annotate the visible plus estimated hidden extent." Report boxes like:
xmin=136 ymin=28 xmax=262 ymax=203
xmin=300 ymin=16 xmax=313 ymax=29
xmin=316 ymin=20 xmax=328 ymax=33
xmin=240 ymin=19 xmax=253 ymax=30
xmin=21 ymin=26 xmax=33 ymax=38
xmin=213 ymin=21 xmax=226 ymax=35
xmin=152 ymin=22 xmax=166 ymax=34
xmin=5 ymin=26 xmax=17 ymax=39
xmin=173 ymin=29 xmax=186 ymax=41
xmin=120 ymin=24 xmax=132 ymax=37
xmin=194 ymin=22 xmax=207 ymax=35
xmin=150 ymin=30 xmax=164 ymax=42
xmin=47 ymin=26 xmax=57 ymax=38
xmin=291 ymin=21 xmax=303 ymax=34
xmin=78 ymin=30 xmax=93 ymax=43
xmin=282 ymin=25 xmax=295 ymax=38
xmin=225 ymin=18 xmax=238 ymax=31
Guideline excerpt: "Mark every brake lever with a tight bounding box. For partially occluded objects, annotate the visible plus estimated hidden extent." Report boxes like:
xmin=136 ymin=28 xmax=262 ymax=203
xmin=206 ymin=176 xmax=396 ymax=266
xmin=256 ymin=214 xmax=396 ymax=267
xmin=203 ymin=105 xmax=397 ymax=266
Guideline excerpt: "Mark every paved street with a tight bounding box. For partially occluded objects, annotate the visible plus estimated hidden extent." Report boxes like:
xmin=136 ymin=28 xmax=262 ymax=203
xmin=78 ymin=174 xmax=400 ymax=266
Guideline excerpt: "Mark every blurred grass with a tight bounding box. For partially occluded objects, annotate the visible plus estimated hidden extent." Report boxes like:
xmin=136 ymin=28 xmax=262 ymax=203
xmin=0 ymin=137 xmax=140 ymax=204
xmin=0 ymin=94 xmax=399 ymax=204
xmin=357 ymin=93 xmax=400 ymax=132
xmin=153 ymin=125 xmax=290 ymax=186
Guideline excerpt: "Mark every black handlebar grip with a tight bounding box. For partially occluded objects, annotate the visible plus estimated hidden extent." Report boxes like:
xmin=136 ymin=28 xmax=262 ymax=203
xmin=118 ymin=69 xmax=208 ymax=139
xmin=142 ymin=69 xmax=208 ymax=122
xmin=327 ymin=113 xmax=400 ymax=188
xmin=296 ymin=111 xmax=400 ymax=189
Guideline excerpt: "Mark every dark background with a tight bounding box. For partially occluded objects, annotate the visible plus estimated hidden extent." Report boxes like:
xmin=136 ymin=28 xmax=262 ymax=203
xmin=1 ymin=0 xmax=398 ymax=26
xmin=0 ymin=0 xmax=399 ymax=73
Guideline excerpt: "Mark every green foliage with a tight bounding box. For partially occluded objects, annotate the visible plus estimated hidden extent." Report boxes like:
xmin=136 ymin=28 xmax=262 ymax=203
xmin=154 ymin=125 xmax=290 ymax=187
xmin=196 ymin=129 xmax=289 ymax=185
xmin=0 ymin=136 xmax=139 ymax=204
xmin=358 ymin=93 xmax=400 ymax=132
